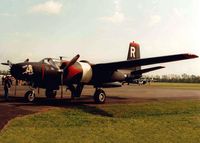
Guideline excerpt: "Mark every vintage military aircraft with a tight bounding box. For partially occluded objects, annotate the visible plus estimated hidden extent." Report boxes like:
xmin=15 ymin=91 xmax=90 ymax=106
xmin=1 ymin=41 xmax=198 ymax=103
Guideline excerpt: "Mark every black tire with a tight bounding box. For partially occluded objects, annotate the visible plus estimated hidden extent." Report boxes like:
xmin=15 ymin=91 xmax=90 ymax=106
xmin=94 ymin=89 xmax=106 ymax=104
xmin=45 ymin=90 xmax=57 ymax=98
xmin=24 ymin=91 xmax=35 ymax=102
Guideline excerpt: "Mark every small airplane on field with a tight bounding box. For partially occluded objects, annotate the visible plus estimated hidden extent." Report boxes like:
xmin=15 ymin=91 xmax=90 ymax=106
xmin=1 ymin=41 xmax=198 ymax=103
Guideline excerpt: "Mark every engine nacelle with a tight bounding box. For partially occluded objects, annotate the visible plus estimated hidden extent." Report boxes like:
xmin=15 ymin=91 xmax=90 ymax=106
xmin=94 ymin=82 xmax=122 ymax=88
xmin=78 ymin=62 xmax=93 ymax=83
xmin=64 ymin=61 xmax=93 ymax=84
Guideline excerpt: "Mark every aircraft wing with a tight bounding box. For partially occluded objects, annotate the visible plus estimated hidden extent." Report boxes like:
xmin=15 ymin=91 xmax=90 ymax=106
xmin=93 ymin=53 xmax=198 ymax=71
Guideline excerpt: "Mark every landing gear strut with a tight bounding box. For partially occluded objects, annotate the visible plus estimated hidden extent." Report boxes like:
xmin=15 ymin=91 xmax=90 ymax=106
xmin=93 ymin=88 xmax=106 ymax=104
xmin=24 ymin=90 xmax=35 ymax=102
xmin=45 ymin=89 xmax=57 ymax=98
xmin=67 ymin=84 xmax=84 ymax=99
xmin=67 ymin=84 xmax=106 ymax=104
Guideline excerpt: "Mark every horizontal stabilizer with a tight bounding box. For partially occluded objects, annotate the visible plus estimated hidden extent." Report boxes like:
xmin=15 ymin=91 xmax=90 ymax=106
xmin=131 ymin=66 xmax=165 ymax=75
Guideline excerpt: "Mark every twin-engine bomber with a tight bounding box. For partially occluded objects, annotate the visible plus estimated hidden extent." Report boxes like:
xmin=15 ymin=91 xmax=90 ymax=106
xmin=2 ymin=41 xmax=198 ymax=103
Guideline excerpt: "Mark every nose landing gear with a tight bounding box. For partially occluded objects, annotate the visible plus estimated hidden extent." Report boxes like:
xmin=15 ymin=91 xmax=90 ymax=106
xmin=24 ymin=90 xmax=35 ymax=102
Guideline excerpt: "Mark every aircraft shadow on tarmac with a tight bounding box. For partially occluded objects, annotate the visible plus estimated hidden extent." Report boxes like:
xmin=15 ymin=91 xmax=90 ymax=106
xmin=0 ymin=95 xmax=128 ymax=104
xmin=0 ymin=95 xmax=161 ymax=118
xmin=0 ymin=96 xmax=128 ymax=117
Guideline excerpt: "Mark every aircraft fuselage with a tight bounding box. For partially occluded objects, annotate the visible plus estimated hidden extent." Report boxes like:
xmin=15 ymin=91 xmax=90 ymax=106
xmin=11 ymin=61 xmax=126 ymax=90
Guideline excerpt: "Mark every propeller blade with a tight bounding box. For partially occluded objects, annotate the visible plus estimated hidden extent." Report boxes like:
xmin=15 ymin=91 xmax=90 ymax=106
xmin=24 ymin=58 xmax=29 ymax=62
xmin=64 ymin=54 xmax=80 ymax=70
xmin=60 ymin=54 xmax=80 ymax=97
xmin=1 ymin=60 xmax=13 ymax=67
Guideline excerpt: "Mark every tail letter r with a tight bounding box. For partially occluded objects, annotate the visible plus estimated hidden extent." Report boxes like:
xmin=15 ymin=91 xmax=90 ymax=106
xmin=130 ymin=47 xmax=136 ymax=58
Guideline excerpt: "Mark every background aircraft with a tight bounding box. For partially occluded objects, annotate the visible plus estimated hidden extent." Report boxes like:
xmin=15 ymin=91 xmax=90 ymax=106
xmin=1 ymin=41 xmax=198 ymax=103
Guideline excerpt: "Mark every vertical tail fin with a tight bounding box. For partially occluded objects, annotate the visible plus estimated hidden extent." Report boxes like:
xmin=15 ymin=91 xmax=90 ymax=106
xmin=127 ymin=41 xmax=141 ymax=71
xmin=127 ymin=41 xmax=140 ymax=60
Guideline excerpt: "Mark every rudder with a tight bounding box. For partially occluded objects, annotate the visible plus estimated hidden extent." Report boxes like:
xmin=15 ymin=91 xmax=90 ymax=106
xmin=127 ymin=41 xmax=141 ymax=71
xmin=127 ymin=41 xmax=140 ymax=60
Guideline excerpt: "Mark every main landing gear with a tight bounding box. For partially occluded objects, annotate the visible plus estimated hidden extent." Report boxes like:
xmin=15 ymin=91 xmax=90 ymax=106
xmin=93 ymin=88 xmax=106 ymax=104
xmin=45 ymin=89 xmax=57 ymax=98
xmin=68 ymin=84 xmax=106 ymax=104
xmin=24 ymin=89 xmax=57 ymax=102
xmin=24 ymin=85 xmax=107 ymax=104
xmin=67 ymin=84 xmax=84 ymax=99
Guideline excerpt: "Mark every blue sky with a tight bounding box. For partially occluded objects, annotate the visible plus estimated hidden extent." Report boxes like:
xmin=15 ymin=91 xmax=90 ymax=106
xmin=0 ymin=0 xmax=199 ymax=75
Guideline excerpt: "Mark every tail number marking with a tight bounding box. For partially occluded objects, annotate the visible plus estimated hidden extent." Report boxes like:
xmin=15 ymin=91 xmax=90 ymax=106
xmin=130 ymin=47 xmax=136 ymax=58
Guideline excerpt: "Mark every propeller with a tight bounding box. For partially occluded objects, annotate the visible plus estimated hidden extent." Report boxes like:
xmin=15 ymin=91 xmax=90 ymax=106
xmin=60 ymin=54 xmax=80 ymax=98
xmin=1 ymin=60 xmax=13 ymax=67
xmin=24 ymin=59 xmax=29 ymax=62
xmin=63 ymin=54 xmax=80 ymax=71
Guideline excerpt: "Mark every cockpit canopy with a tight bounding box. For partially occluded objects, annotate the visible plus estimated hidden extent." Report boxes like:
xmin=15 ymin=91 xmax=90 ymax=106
xmin=40 ymin=58 xmax=61 ymax=69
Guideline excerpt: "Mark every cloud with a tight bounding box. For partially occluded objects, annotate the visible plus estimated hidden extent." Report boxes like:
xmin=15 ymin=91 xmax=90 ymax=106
xmin=99 ymin=0 xmax=125 ymax=24
xmin=99 ymin=12 xmax=125 ymax=23
xmin=30 ymin=1 xmax=62 ymax=15
xmin=148 ymin=15 xmax=161 ymax=27
xmin=173 ymin=8 xmax=181 ymax=17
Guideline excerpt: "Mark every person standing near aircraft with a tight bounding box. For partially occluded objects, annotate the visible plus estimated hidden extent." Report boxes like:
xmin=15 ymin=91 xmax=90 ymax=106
xmin=2 ymin=76 xmax=5 ymax=85
xmin=4 ymin=76 xmax=11 ymax=101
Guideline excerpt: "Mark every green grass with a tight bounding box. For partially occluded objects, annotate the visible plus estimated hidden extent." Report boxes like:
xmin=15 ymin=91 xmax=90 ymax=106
xmin=151 ymin=82 xmax=200 ymax=90
xmin=1 ymin=100 xmax=200 ymax=143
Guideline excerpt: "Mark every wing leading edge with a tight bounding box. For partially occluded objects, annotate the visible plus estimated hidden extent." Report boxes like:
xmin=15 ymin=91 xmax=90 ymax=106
xmin=93 ymin=53 xmax=198 ymax=71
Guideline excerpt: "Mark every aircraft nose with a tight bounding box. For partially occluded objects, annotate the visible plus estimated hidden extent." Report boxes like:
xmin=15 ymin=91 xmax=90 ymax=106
xmin=10 ymin=64 xmax=23 ymax=78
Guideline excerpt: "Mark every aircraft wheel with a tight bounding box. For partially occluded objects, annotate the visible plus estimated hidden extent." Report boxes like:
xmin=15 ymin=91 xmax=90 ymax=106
xmin=94 ymin=89 xmax=106 ymax=104
xmin=24 ymin=90 xmax=35 ymax=102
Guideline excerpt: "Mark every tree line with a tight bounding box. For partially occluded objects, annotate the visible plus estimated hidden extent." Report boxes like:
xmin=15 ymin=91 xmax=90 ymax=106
xmin=0 ymin=70 xmax=10 ymax=75
xmin=144 ymin=74 xmax=200 ymax=83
